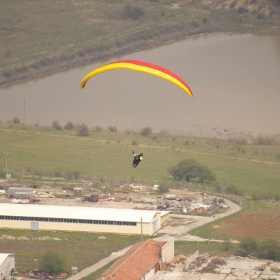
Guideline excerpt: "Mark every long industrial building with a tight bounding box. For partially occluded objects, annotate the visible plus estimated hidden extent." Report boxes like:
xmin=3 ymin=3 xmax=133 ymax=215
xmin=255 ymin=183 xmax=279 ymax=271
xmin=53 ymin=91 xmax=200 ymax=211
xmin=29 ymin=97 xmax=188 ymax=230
xmin=0 ymin=203 xmax=169 ymax=235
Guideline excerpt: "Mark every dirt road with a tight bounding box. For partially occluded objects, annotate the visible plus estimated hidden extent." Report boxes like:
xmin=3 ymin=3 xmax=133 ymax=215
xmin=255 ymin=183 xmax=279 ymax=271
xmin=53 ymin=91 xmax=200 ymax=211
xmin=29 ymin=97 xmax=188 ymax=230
xmin=156 ymin=198 xmax=241 ymax=242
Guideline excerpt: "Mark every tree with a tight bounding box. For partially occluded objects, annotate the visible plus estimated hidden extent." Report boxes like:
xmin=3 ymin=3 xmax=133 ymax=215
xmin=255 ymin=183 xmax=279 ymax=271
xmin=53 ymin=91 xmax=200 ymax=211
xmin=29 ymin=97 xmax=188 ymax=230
xmin=52 ymin=121 xmax=62 ymax=130
xmin=140 ymin=127 xmax=152 ymax=137
xmin=168 ymin=158 xmax=216 ymax=183
xmin=198 ymin=164 xmax=216 ymax=183
xmin=64 ymin=121 xmax=75 ymax=130
xmin=39 ymin=250 xmax=65 ymax=274
xmin=77 ymin=123 xmax=89 ymax=136
xmin=108 ymin=125 xmax=118 ymax=133
xmin=12 ymin=117 xmax=20 ymax=124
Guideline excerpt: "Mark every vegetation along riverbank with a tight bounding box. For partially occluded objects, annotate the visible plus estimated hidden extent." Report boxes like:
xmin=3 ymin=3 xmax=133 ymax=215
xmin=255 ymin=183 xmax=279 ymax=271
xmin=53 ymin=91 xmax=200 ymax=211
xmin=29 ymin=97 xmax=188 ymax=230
xmin=1 ymin=0 xmax=280 ymax=87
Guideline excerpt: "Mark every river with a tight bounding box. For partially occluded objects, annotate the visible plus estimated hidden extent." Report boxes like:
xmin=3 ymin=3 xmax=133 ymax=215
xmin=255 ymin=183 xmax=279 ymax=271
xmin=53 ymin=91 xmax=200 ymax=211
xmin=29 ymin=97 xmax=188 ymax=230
xmin=1 ymin=33 xmax=280 ymax=139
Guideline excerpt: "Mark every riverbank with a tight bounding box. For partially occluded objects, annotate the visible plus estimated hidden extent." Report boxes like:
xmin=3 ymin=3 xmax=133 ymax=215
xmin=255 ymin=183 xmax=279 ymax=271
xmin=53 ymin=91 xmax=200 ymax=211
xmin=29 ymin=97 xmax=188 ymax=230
xmin=1 ymin=0 xmax=280 ymax=87
xmin=2 ymin=25 xmax=280 ymax=88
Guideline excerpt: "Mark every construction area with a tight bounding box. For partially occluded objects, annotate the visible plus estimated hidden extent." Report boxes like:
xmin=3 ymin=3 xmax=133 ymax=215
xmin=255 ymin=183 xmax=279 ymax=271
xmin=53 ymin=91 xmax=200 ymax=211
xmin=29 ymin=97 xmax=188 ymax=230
xmin=152 ymin=253 xmax=280 ymax=280
xmin=0 ymin=183 xmax=228 ymax=215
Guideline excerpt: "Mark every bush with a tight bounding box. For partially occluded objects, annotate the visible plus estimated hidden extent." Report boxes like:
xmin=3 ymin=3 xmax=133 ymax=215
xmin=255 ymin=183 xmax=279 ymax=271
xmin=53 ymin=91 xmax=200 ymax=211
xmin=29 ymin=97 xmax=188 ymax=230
xmin=39 ymin=250 xmax=65 ymax=274
xmin=257 ymin=12 xmax=266 ymax=19
xmin=236 ymin=237 xmax=259 ymax=257
xmin=256 ymin=136 xmax=273 ymax=145
xmin=140 ymin=127 xmax=152 ymax=137
xmin=94 ymin=126 xmax=103 ymax=132
xmin=108 ymin=125 xmax=118 ymax=133
xmin=258 ymin=239 xmax=280 ymax=261
xmin=11 ymin=117 xmax=20 ymax=124
xmin=158 ymin=185 xmax=169 ymax=194
xmin=132 ymin=139 xmax=138 ymax=146
xmin=236 ymin=238 xmax=280 ymax=261
xmin=78 ymin=123 xmax=89 ymax=136
xmin=52 ymin=121 xmax=62 ymax=130
xmin=3 ymin=69 xmax=12 ymax=77
xmin=64 ymin=121 xmax=75 ymax=130
xmin=123 ymin=4 xmax=144 ymax=20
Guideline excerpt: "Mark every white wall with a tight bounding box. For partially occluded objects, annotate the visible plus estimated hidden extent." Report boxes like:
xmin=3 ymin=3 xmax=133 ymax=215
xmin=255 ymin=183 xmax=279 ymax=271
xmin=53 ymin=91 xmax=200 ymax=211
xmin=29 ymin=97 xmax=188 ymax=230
xmin=0 ymin=255 xmax=15 ymax=278
xmin=161 ymin=239 xmax=174 ymax=263
xmin=143 ymin=265 xmax=155 ymax=280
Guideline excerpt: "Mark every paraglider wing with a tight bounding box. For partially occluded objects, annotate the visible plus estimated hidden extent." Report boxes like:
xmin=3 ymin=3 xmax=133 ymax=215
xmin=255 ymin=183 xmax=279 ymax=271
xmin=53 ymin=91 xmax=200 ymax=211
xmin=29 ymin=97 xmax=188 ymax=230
xmin=81 ymin=60 xmax=193 ymax=98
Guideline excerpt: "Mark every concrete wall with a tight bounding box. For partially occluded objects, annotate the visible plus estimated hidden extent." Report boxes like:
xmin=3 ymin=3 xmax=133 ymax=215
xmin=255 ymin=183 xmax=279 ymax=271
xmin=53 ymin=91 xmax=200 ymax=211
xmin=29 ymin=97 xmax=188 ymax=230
xmin=161 ymin=239 xmax=174 ymax=263
xmin=159 ymin=212 xmax=169 ymax=226
xmin=0 ymin=254 xmax=15 ymax=278
xmin=185 ymin=250 xmax=199 ymax=270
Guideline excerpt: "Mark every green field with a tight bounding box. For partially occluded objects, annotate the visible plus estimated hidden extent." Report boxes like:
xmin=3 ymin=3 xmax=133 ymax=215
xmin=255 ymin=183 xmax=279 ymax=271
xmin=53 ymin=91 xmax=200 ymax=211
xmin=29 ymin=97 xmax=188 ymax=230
xmin=0 ymin=228 xmax=150 ymax=273
xmin=0 ymin=123 xmax=279 ymax=198
xmin=0 ymin=226 xmax=236 ymax=275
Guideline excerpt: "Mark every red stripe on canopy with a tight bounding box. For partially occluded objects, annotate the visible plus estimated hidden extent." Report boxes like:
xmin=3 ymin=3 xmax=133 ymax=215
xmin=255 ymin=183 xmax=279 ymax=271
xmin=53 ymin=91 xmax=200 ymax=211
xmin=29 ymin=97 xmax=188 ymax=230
xmin=108 ymin=60 xmax=193 ymax=97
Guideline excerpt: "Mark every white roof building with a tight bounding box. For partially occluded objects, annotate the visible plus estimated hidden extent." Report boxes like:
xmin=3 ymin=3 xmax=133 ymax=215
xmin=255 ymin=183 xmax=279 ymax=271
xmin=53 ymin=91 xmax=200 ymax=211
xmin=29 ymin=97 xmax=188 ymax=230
xmin=0 ymin=204 xmax=169 ymax=236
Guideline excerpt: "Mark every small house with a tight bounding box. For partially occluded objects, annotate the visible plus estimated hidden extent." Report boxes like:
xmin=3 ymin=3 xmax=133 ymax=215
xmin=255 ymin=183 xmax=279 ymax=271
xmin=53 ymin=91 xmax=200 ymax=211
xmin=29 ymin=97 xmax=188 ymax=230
xmin=98 ymin=239 xmax=174 ymax=280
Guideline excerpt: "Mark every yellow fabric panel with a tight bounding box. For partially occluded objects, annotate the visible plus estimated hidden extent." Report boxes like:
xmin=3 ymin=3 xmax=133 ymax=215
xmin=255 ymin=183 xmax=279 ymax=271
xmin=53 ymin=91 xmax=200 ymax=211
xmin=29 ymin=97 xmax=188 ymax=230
xmin=81 ymin=62 xmax=192 ymax=98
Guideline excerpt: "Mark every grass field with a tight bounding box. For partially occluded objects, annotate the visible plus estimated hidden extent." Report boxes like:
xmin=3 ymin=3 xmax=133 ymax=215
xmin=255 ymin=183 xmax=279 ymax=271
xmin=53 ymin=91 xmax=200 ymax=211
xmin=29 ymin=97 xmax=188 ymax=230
xmin=0 ymin=228 xmax=149 ymax=274
xmin=0 ymin=123 xmax=280 ymax=199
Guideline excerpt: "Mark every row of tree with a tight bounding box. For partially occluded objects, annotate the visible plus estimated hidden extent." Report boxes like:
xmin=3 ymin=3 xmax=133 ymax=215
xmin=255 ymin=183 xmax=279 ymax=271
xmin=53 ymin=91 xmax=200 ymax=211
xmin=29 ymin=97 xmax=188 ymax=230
xmin=8 ymin=117 xmax=155 ymax=138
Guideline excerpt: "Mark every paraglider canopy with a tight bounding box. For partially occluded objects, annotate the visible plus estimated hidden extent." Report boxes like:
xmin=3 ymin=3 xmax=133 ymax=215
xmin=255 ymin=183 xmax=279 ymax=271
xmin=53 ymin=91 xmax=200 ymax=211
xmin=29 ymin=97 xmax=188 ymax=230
xmin=81 ymin=60 xmax=193 ymax=98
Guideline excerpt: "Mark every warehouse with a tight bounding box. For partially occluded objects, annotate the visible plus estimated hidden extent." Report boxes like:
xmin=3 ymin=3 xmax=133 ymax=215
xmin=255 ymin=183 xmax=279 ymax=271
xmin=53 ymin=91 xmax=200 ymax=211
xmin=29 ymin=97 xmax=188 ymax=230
xmin=0 ymin=203 xmax=169 ymax=235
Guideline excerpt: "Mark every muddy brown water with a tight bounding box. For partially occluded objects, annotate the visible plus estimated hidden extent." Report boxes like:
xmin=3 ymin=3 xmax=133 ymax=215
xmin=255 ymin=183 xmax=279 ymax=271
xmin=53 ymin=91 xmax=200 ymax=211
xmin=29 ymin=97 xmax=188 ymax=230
xmin=1 ymin=33 xmax=280 ymax=138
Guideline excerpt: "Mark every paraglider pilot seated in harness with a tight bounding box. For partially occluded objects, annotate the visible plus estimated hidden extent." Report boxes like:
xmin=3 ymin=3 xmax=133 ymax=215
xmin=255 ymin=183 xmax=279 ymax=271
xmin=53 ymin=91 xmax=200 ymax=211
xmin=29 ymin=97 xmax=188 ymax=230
xmin=132 ymin=150 xmax=143 ymax=168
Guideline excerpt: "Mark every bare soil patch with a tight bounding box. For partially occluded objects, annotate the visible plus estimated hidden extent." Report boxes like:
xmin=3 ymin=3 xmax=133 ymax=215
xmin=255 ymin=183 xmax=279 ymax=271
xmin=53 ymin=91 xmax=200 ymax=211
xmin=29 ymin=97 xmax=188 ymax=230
xmin=213 ymin=210 xmax=280 ymax=240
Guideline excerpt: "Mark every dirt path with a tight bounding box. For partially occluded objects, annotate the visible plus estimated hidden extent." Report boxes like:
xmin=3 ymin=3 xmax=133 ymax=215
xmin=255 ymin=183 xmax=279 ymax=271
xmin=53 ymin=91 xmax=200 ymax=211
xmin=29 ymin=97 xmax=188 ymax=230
xmin=156 ymin=198 xmax=241 ymax=242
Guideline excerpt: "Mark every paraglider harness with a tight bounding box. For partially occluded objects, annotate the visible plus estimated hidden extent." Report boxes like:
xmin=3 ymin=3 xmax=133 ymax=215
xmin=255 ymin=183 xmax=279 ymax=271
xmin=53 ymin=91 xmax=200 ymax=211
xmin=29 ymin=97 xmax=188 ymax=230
xmin=132 ymin=150 xmax=143 ymax=168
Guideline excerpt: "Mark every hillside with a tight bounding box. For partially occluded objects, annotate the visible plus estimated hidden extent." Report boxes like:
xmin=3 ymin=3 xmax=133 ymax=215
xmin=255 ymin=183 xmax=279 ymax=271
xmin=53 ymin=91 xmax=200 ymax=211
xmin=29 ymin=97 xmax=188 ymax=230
xmin=1 ymin=0 xmax=280 ymax=87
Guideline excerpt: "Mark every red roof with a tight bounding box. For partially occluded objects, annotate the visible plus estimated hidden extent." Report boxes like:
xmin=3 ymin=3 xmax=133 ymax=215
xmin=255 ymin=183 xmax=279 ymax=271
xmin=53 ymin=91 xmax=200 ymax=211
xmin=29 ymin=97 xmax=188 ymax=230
xmin=99 ymin=239 xmax=166 ymax=280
